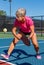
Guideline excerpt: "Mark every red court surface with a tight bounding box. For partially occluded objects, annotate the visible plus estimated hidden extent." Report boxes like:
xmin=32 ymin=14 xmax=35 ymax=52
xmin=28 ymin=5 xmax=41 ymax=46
xmin=0 ymin=60 xmax=16 ymax=65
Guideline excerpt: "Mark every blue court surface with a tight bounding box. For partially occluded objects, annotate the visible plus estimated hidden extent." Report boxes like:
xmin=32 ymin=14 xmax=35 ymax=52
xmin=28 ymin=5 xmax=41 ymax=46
xmin=0 ymin=38 xmax=44 ymax=65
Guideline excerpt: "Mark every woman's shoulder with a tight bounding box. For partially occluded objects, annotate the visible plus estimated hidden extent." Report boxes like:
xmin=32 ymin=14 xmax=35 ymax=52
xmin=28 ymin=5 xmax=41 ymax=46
xmin=25 ymin=16 xmax=34 ymax=25
xmin=25 ymin=16 xmax=32 ymax=21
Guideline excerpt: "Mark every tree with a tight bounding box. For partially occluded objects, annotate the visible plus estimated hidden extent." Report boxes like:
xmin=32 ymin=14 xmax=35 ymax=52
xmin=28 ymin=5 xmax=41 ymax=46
xmin=0 ymin=10 xmax=6 ymax=16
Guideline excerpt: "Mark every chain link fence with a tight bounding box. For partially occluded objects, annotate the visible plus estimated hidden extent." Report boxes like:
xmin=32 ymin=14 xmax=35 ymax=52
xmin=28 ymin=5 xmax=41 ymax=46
xmin=31 ymin=16 xmax=44 ymax=36
xmin=0 ymin=15 xmax=44 ymax=37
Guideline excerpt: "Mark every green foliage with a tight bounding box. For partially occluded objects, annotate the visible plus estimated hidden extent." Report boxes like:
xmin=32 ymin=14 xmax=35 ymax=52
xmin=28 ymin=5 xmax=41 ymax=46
xmin=0 ymin=10 xmax=6 ymax=16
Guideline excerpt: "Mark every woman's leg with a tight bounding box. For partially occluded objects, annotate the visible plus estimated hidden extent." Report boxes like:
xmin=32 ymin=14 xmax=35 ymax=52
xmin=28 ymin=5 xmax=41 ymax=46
xmin=7 ymin=32 xmax=24 ymax=55
xmin=1 ymin=32 xmax=23 ymax=59
xmin=30 ymin=32 xmax=41 ymax=59
xmin=8 ymin=32 xmax=30 ymax=55
xmin=31 ymin=33 xmax=39 ymax=53
xmin=7 ymin=37 xmax=20 ymax=56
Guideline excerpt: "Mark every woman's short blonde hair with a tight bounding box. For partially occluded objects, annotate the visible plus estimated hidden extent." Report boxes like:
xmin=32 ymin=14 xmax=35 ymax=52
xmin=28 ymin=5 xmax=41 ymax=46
xmin=16 ymin=8 xmax=26 ymax=17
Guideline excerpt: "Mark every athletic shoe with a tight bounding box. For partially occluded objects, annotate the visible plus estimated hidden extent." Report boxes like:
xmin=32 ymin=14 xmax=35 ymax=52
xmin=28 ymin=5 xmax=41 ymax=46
xmin=36 ymin=54 xmax=41 ymax=59
xmin=1 ymin=54 xmax=9 ymax=60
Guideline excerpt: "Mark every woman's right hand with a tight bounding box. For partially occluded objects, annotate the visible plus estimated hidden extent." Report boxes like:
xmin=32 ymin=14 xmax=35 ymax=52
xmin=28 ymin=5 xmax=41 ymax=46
xmin=14 ymin=33 xmax=22 ymax=40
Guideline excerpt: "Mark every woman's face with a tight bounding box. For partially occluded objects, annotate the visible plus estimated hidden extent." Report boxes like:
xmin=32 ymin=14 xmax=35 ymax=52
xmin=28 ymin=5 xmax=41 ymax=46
xmin=16 ymin=16 xmax=25 ymax=23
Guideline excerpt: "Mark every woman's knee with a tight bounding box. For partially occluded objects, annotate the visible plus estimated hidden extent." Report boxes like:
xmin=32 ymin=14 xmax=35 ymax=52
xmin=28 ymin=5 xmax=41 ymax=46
xmin=31 ymin=32 xmax=37 ymax=42
xmin=31 ymin=32 xmax=37 ymax=40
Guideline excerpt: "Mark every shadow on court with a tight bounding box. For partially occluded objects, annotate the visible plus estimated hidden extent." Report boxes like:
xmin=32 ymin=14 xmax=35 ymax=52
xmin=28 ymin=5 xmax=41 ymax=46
xmin=1 ymin=49 xmax=33 ymax=65
xmin=16 ymin=62 xmax=32 ymax=65
xmin=1 ymin=49 xmax=44 ymax=59
xmin=1 ymin=48 xmax=44 ymax=65
xmin=3 ymin=49 xmax=36 ymax=58
xmin=0 ymin=39 xmax=44 ymax=65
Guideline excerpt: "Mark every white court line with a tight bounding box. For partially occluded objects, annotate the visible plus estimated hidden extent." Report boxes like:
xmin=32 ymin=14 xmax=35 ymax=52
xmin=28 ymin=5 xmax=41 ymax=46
xmin=0 ymin=41 xmax=44 ymax=49
xmin=0 ymin=60 xmax=16 ymax=65
xmin=0 ymin=38 xmax=13 ymax=39
xmin=0 ymin=44 xmax=24 ymax=48
xmin=0 ymin=46 xmax=9 ymax=48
